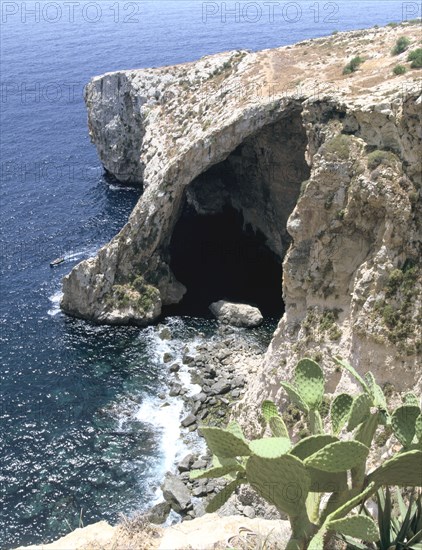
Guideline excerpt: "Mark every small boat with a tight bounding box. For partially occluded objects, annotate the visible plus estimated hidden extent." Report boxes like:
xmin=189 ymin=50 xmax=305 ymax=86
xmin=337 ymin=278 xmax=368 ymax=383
xmin=50 ymin=257 xmax=65 ymax=268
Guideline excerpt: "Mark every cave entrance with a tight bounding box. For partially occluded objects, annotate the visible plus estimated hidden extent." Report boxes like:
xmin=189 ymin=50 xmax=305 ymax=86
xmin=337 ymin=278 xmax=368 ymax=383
xmin=167 ymin=108 xmax=310 ymax=318
xmin=169 ymin=205 xmax=284 ymax=316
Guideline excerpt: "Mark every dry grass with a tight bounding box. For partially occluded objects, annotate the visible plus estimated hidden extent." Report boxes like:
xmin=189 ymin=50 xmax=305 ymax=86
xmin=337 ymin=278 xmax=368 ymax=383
xmin=81 ymin=514 xmax=162 ymax=550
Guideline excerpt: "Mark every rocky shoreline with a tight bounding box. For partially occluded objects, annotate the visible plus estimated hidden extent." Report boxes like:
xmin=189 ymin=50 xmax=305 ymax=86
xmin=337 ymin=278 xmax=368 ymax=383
xmin=147 ymin=318 xmax=271 ymax=526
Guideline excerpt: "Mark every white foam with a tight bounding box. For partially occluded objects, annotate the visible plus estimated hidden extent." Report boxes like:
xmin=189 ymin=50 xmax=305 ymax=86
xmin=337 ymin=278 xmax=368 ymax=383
xmin=132 ymin=319 xmax=208 ymax=505
xmin=136 ymin=395 xmax=185 ymax=473
xmin=47 ymin=291 xmax=63 ymax=316
xmin=64 ymin=245 xmax=100 ymax=262
xmin=108 ymin=184 xmax=135 ymax=192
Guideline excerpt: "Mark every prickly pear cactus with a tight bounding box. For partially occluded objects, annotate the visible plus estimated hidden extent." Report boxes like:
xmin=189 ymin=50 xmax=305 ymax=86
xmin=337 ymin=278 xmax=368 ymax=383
xmin=327 ymin=515 xmax=379 ymax=542
xmin=403 ymin=393 xmax=420 ymax=406
xmin=261 ymin=400 xmax=280 ymax=421
xmin=195 ymin=357 xmax=421 ymax=550
xmin=391 ymin=405 xmax=421 ymax=447
xmin=249 ymin=437 xmax=291 ymax=458
xmin=205 ymin=479 xmax=244 ymax=513
xmin=364 ymin=371 xmax=387 ymax=409
xmin=261 ymin=399 xmax=289 ymax=437
xmin=226 ymin=420 xmax=247 ymax=441
xmin=347 ymin=393 xmax=372 ymax=431
xmin=201 ymin=427 xmax=251 ymax=458
xmin=368 ymin=449 xmax=422 ymax=486
xmin=190 ymin=463 xmax=242 ymax=480
xmin=245 ymin=454 xmax=310 ymax=516
xmin=304 ymin=441 xmax=369 ymax=472
xmin=280 ymin=381 xmax=309 ymax=412
xmin=334 ymin=357 xmax=368 ymax=391
xmin=269 ymin=415 xmax=289 ymax=437
xmin=290 ymin=435 xmax=338 ymax=460
xmin=294 ymin=359 xmax=324 ymax=409
xmin=330 ymin=393 xmax=353 ymax=435
xmin=416 ymin=414 xmax=422 ymax=442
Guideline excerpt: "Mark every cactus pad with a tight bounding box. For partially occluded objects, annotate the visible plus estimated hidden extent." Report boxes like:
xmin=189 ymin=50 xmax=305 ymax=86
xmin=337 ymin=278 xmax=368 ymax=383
xmin=328 ymin=515 xmax=378 ymax=542
xmin=330 ymin=393 xmax=353 ymax=435
xmin=290 ymin=435 xmax=338 ymax=460
xmin=308 ymin=529 xmax=327 ymax=550
xmin=201 ymin=427 xmax=251 ymax=458
xmin=304 ymin=441 xmax=369 ymax=472
xmin=354 ymin=412 xmax=379 ymax=447
xmin=334 ymin=357 xmax=368 ymax=391
xmin=364 ymin=372 xmax=387 ymax=409
xmin=294 ymin=359 xmax=324 ymax=409
xmin=205 ymin=479 xmax=242 ymax=513
xmin=290 ymin=434 xmax=346 ymax=492
xmin=190 ymin=463 xmax=242 ymax=480
xmin=403 ymin=393 xmax=419 ymax=406
xmin=347 ymin=393 xmax=372 ymax=431
xmin=226 ymin=421 xmax=247 ymax=441
xmin=368 ymin=449 xmax=422 ymax=486
xmin=416 ymin=414 xmax=422 ymax=442
xmin=262 ymin=400 xmax=280 ymax=422
xmin=391 ymin=405 xmax=420 ymax=447
xmin=309 ymin=409 xmax=323 ymax=435
xmin=249 ymin=437 xmax=291 ymax=458
xmin=269 ymin=416 xmax=289 ymax=438
xmin=246 ymin=454 xmax=310 ymax=516
xmin=280 ymin=381 xmax=309 ymax=412
xmin=309 ymin=467 xmax=347 ymax=493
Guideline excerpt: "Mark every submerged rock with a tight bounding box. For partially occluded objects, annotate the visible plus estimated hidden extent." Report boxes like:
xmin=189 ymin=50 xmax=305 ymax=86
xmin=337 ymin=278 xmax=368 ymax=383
xmin=209 ymin=301 xmax=263 ymax=328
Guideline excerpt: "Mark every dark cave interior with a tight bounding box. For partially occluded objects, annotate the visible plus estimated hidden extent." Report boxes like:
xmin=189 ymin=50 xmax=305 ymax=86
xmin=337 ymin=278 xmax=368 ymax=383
xmin=168 ymin=204 xmax=284 ymax=316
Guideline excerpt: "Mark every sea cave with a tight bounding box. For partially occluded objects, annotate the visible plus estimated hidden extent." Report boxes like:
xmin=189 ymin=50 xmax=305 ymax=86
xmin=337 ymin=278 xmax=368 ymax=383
xmin=166 ymin=108 xmax=310 ymax=317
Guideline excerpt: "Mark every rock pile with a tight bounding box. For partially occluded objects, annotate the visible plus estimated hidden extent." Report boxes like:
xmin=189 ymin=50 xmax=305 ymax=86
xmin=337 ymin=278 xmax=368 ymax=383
xmin=151 ymin=326 xmax=266 ymax=523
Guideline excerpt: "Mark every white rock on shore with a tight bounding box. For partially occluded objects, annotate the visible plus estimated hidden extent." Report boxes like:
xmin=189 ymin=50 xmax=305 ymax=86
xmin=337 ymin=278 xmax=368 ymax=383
xmin=209 ymin=300 xmax=264 ymax=328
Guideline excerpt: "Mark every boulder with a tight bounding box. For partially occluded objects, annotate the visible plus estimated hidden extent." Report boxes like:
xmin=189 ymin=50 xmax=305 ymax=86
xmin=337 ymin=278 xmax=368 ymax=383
xmin=178 ymin=454 xmax=195 ymax=473
xmin=147 ymin=501 xmax=171 ymax=524
xmin=209 ymin=301 xmax=263 ymax=328
xmin=210 ymin=379 xmax=231 ymax=395
xmin=181 ymin=413 xmax=197 ymax=427
xmin=161 ymin=473 xmax=192 ymax=513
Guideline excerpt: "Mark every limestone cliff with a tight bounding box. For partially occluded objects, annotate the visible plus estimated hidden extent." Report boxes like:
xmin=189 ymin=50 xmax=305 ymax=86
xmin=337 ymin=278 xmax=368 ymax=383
xmin=61 ymin=24 xmax=422 ymax=402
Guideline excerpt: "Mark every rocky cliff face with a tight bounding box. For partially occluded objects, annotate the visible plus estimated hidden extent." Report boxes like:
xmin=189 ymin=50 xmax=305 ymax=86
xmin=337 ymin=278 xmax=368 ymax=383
xmin=62 ymin=24 xmax=422 ymax=403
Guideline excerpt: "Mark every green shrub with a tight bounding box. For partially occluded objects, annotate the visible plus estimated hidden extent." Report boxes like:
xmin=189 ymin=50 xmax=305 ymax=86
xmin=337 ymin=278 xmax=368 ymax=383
xmin=324 ymin=135 xmax=352 ymax=160
xmin=343 ymin=56 xmax=365 ymax=75
xmin=408 ymin=48 xmax=422 ymax=68
xmin=392 ymin=37 xmax=411 ymax=55
xmin=387 ymin=22 xmax=398 ymax=28
xmin=367 ymin=150 xmax=398 ymax=170
xmin=193 ymin=357 xmax=422 ymax=549
xmin=393 ymin=64 xmax=407 ymax=75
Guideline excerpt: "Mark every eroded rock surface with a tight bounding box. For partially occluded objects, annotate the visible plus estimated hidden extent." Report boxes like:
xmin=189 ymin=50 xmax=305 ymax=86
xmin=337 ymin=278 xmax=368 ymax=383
xmin=62 ymin=24 xmax=422 ymax=400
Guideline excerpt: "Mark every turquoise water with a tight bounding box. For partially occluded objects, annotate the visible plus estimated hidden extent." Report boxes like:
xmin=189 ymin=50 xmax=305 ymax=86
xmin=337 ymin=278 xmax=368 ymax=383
xmin=0 ymin=1 xmax=414 ymax=546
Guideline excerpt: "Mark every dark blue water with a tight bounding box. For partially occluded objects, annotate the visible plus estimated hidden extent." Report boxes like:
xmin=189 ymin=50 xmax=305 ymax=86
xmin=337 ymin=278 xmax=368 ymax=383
xmin=0 ymin=1 xmax=414 ymax=547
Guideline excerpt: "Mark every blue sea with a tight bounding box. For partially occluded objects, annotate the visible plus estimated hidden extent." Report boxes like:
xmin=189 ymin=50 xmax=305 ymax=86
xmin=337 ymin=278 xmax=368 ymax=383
xmin=0 ymin=1 xmax=416 ymax=547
